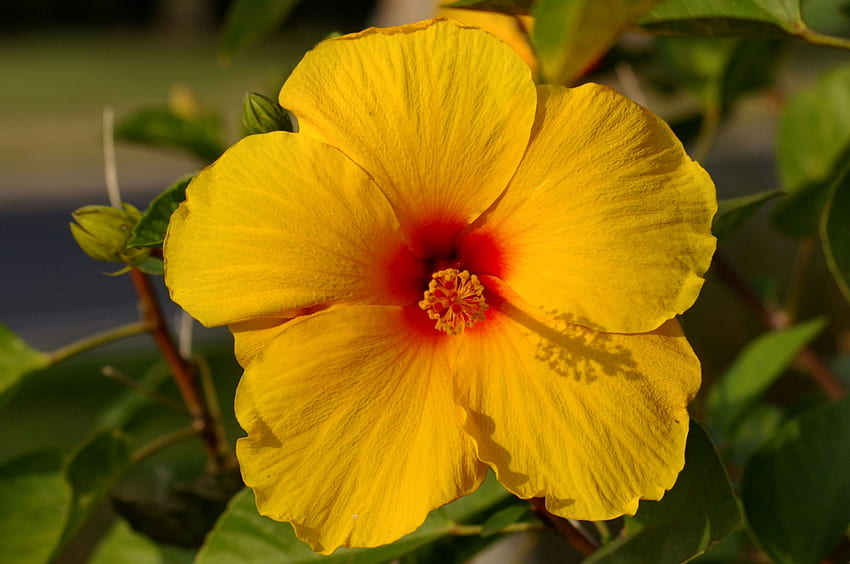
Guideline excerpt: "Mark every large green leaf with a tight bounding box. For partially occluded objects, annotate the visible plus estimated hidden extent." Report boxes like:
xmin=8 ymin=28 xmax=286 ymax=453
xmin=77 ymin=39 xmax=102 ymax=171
xmin=743 ymin=395 xmax=850 ymax=564
xmin=219 ymin=0 xmax=301 ymax=60
xmin=0 ymin=323 xmax=48 ymax=408
xmin=706 ymin=318 xmax=826 ymax=445
xmin=821 ymin=158 xmax=850 ymax=302
xmin=772 ymin=65 xmax=850 ymax=235
xmin=90 ymin=519 xmax=195 ymax=564
xmin=584 ymin=422 xmax=742 ymax=564
xmin=115 ymin=107 xmax=225 ymax=164
xmin=129 ymin=175 xmax=193 ymax=248
xmin=0 ymin=450 xmax=70 ymax=564
xmin=195 ymin=474 xmax=510 ymax=564
xmin=712 ymin=189 xmax=784 ymax=239
xmin=56 ymin=429 xmax=132 ymax=550
xmin=532 ymin=0 xmax=659 ymax=84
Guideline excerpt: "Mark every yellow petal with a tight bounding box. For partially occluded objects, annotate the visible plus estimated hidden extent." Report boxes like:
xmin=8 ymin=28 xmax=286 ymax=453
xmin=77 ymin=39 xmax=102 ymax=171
xmin=458 ymin=84 xmax=716 ymax=333
xmin=236 ymin=305 xmax=487 ymax=554
xmin=164 ymin=132 xmax=429 ymax=327
xmin=437 ymin=8 xmax=537 ymax=74
xmin=455 ymin=278 xmax=699 ymax=520
xmin=279 ymin=18 xmax=537 ymax=259
xmin=228 ymin=317 xmax=289 ymax=367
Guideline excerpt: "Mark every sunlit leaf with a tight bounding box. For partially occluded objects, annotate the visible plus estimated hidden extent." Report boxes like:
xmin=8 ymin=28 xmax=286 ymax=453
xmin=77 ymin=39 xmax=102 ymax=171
xmin=639 ymin=0 xmax=798 ymax=36
xmin=196 ymin=474 xmax=510 ymax=564
xmin=821 ymin=161 xmax=850 ymax=302
xmin=772 ymin=65 xmax=850 ymax=235
xmin=743 ymin=396 xmax=850 ymax=564
xmin=712 ymin=189 xmax=784 ymax=239
xmin=219 ymin=0 xmax=300 ymax=60
xmin=89 ymin=519 xmax=194 ymax=564
xmin=585 ymin=422 xmax=742 ymax=564
xmin=532 ymin=0 xmax=659 ymax=84
xmin=706 ymin=318 xmax=826 ymax=445
xmin=115 ymin=107 xmax=225 ymax=163
xmin=0 ymin=450 xmax=70 ymax=564
xmin=0 ymin=323 xmax=48 ymax=408
xmin=129 ymin=175 xmax=193 ymax=248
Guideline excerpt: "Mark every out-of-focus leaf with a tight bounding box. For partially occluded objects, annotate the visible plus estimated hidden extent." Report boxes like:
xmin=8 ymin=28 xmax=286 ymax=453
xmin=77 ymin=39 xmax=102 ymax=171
xmin=219 ymin=0 xmax=300 ymax=60
xmin=743 ymin=396 xmax=850 ymax=564
xmin=639 ymin=0 xmax=799 ymax=36
xmin=532 ymin=0 xmax=659 ymax=84
xmin=115 ymin=107 xmax=225 ymax=163
xmin=772 ymin=65 xmax=850 ymax=235
xmin=712 ymin=190 xmax=783 ymax=239
xmin=821 ymin=161 xmax=850 ymax=301
xmin=0 ymin=323 xmax=48 ymax=408
xmin=445 ymin=0 xmax=534 ymax=14
xmin=129 ymin=175 xmax=193 ymax=248
xmin=585 ymin=422 xmax=741 ymax=564
xmin=196 ymin=474 xmax=510 ymax=564
xmin=56 ymin=429 xmax=132 ymax=550
xmin=480 ymin=505 xmax=528 ymax=537
xmin=707 ymin=318 xmax=826 ymax=444
xmin=0 ymin=450 xmax=70 ymax=564
xmin=89 ymin=519 xmax=195 ymax=564
xmin=657 ymin=37 xmax=785 ymax=115
xmin=96 ymin=362 xmax=170 ymax=430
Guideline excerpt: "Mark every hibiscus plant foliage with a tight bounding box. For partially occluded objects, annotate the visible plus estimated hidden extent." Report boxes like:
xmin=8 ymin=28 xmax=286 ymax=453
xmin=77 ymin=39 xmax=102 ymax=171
xmin=3 ymin=1 xmax=850 ymax=563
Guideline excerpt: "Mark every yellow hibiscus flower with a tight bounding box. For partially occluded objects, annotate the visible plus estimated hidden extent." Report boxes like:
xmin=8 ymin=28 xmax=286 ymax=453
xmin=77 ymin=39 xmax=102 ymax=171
xmin=164 ymin=18 xmax=716 ymax=555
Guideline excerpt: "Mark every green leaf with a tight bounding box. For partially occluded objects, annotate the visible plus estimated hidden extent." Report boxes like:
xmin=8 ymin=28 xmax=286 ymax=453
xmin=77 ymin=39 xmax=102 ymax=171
xmin=585 ymin=422 xmax=742 ymax=564
xmin=532 ymin=0 xmax=660 ymax=84
xmin=479 ymin=505 xmax=528 ymax=537
xmin=57 ymin=429 xmax=132 ymax=550
xmin=0 ymin=323 xmax=48 ymax=408
xmin=742 ymin=395 xmax=850 ymax=564
xmin=639 ymin=0 xmax=799 ymax=36
xmin=712 ymin=189 xmax=784 ymax=239
xmin=821 ymin=160 xmax=850 ymax=302
xmin=706 ymin=318 xmax=826 ymax=444
xmin=115 ymin=107 xmax=225 ymax=163
xmin=129 ymin=175 xmax=193 ymax=248
xmin=196 ymin=474 xmax=510 ymax=564
xmin=219 ymin=0 xmax=300 ymax=60
xmin=90 ymin=519 xmax=195 ymax=564
xmin=444 ymin=0 xmax=534 ymax=14
xmin=0 ymin=450 xmax=70 ymax=564
xmin=772 ymin=65 xmax=850 ymax=235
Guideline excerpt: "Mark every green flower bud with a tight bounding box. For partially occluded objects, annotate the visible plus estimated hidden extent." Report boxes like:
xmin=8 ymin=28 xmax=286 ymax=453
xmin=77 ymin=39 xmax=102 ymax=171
xmin=242 ymin=92 xmax=294 ymax=135
xmin=70 ymin=204 xmax=151 ymax=268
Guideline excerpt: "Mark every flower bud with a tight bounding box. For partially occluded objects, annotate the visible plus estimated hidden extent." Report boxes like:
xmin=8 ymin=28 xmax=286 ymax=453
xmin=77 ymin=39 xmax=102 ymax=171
xmin=70 ymin=204 xmax=150 ymax=267
xmin=242 ymin=92 xmax=294 ymax=135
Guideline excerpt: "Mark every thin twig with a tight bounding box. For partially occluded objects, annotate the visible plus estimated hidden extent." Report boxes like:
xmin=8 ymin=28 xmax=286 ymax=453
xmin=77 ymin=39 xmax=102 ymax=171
xmin=449 ymin=521 xmax=545 ymax=536
xmin=530 ymin=498 xmax=598 ymax=557
xmin=102 ymin=107 xmax=121 ymax=208
xmin=129 ymin=268 xmax=228 ymax=469
xmin=101 ymin=365 xmax=188 ymax=414
xmin=47 ymin=321 xmax=148 ymax=365
xmin=784 ymin=237 xmax=815 ymax=324
xmin=131 ymin=426 xmax=198 ymax=464
xmin=713 ymin=252 xmax=846 ymax=399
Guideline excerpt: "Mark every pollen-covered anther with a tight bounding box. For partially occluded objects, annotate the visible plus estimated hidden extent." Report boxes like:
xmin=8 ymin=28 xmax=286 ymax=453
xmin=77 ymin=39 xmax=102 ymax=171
xmin=418 ymin=268 xmax=488 ymax=335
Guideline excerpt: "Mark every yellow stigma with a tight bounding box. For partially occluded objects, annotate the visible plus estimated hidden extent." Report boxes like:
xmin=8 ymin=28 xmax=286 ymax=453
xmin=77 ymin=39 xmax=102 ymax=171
xmin=419 ymin=268 xmax=488 ymax=335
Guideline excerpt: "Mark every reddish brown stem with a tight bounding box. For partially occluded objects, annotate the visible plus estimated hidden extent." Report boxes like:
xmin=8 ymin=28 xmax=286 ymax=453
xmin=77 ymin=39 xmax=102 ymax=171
xmin=712 ymin=253 xmax=846 ymax=400
xmin=129 ymin=268 xmax=227 ymax=469
xmin=530 ymin=498 xmax=598 ymax=557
